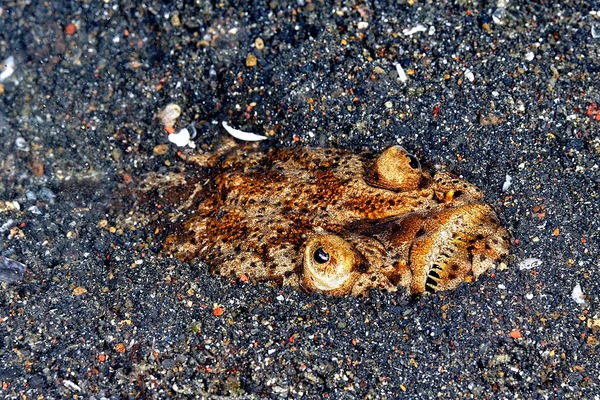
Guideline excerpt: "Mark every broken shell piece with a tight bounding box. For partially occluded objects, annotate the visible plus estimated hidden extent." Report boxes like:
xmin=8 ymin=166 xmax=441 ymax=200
xmin=222 ymin=121 xmax=268 ymax=141
xmin=168 ymin=128 xmax=195 ymax=148
xmin=402 ymin=24 xmax=427 ymax=36
xmin=571 ymin=283 xmax=586 ymax=305
xmin=464 ymin=68 xmax=475 ymax=82
xmin=518 ymin=258 xmax=542 ymax=270
xmin=395 ymin=63 xmax=407 ymax=83
xmin=0 ymin=56 xmax=15 ymax=82
xmin=502 ymin=174 xmax=512 ymax=191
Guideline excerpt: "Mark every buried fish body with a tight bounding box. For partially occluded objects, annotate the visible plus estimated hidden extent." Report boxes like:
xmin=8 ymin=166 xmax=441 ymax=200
xmin=133 ymin=140 xmax=509 ymax=297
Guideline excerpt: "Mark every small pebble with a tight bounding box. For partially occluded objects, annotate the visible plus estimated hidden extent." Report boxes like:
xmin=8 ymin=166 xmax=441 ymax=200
xmin=255 ymin=38 xmax=265 ymax=50
xmin=246 ymin=53 xmax=258 ymax=67
xmin=158 ymin=104 xmax=181 ymax=127
xmin=153 ymin=144 xmax=170 ymax=156
xmin=72 ymin=286 xmax=88 ymax=296
xmin=0 ymin=255 xmax=27 ymax=283
xmin=592 ymin=24 xmax=600 ymax=39
xmin=171 ymin=12 xmax=181 ymax=27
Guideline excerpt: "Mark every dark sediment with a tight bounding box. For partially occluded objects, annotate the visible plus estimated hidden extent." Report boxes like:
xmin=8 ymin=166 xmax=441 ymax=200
xmin=0 ymin=1 xmax=598 ymax=398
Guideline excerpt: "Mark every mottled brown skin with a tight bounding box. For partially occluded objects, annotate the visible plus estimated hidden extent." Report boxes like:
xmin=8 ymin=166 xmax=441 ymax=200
xmin=141 ymin=138 xmax=509 ymax=297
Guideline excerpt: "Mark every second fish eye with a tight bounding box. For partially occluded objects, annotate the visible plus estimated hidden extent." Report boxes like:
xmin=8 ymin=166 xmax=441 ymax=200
xmin=407 ymin=154 xmax=420 ymax=169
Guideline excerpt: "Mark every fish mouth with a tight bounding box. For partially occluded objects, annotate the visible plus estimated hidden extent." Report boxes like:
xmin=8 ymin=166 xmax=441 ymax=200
xmin=343 ymin=204 xmax=509 ymax=295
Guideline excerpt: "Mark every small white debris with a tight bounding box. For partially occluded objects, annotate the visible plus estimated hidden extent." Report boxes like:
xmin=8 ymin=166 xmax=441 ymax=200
xmin=464 ymin=68 xmax=474 ymax=82
xmin=222 ymin=121 xmax=268 ymax=141
xmin=228 ymin=27 xmax=239 ymax=35
xmin=276 ymin=294 xmax=285 ymax=301
xmin=357 ymin=21 xmax=369 ymax=30
xmin=0 ymin=219 xmax=15 ymax=233
xmin=158 ymin=103 xmax=181 ymax=127
xmin=525 ymin=293 xmax=534 ymax=300
xmin=402 ymin=24 xmax=427 ymax=36
xmin=525 ymin=52 xmax=535 ymax=61
xmin=0 ymin=56 xmax=15 ymax=82
xmin=592 ymin=24 xmax=600 ymax=39
xmin=63 ymin=380 xmax=82 ymax=393
xmin=168 ymin=128 xmax=195 ymax=148
xmin=502 ymin=174 xmax=512 ymax=191
xmin=15 ymin=137 xmax=29 ymax=151
xmin=571 ymin=283 xmax=586 ymax=305
xmin=498 ymin=284 xmax=506 ymax=290
xmin=492 ymin=8 xmax=506 ymax=24
xmin=518 ymin=258 xmax=542 ymax=270
xmin=395 ymin=63 xmax=407 ymax=83
xmin=28 ymin=206 xmax=42 ymax=215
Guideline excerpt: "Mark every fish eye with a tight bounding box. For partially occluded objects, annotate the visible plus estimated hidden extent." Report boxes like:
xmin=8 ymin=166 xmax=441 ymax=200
xmin=407 ymin=154 xmax=420 ymax=169
xmin=302 ymin=235 xmax=358 ymax=294
xmin=313 ymin=248 xmax=330 ymax=264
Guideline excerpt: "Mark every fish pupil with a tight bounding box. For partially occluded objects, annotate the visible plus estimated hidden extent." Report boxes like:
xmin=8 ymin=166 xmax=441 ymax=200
xmin=407 ymin=154 xmax=420 ymax=169
xmin=314 ymin=248 xmax=330 ymax=264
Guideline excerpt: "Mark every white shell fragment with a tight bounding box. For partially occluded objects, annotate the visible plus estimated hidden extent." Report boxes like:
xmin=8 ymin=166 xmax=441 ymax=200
xmin=591 ymin=24 xmax=600 ymax=39
xmin=571 ymin=283 xmax=586 ymax=305
xmin=525 ymin=52 xmax=535 ymax=61
xmin=63 ymin=380 xmax=82 ymax=393
xmin=168 ymin=128 xmax=195 ymax=148
xmin=464 ymin=68 xmax=475 ymax=82
xmin=395 ymin=63 xmax=407 ymax=83
xmin=222 ymin=121 xmax=268 ymax=141
xmin=502 ymin=174 xmax=512 ymax=191
xmin=402 ymin=24 xmax=427 ymax=36
xmin=518 ymin=258 xmax=542 ymax=270
xmin=15 ymin=137 xmax=29 ymax=151
xmin=0 ymin=56 xmax=16 ymax=82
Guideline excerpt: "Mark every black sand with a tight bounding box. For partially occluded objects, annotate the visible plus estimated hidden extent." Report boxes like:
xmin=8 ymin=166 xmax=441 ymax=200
xmin=0 ymin=1 xmax=599 ymax=398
